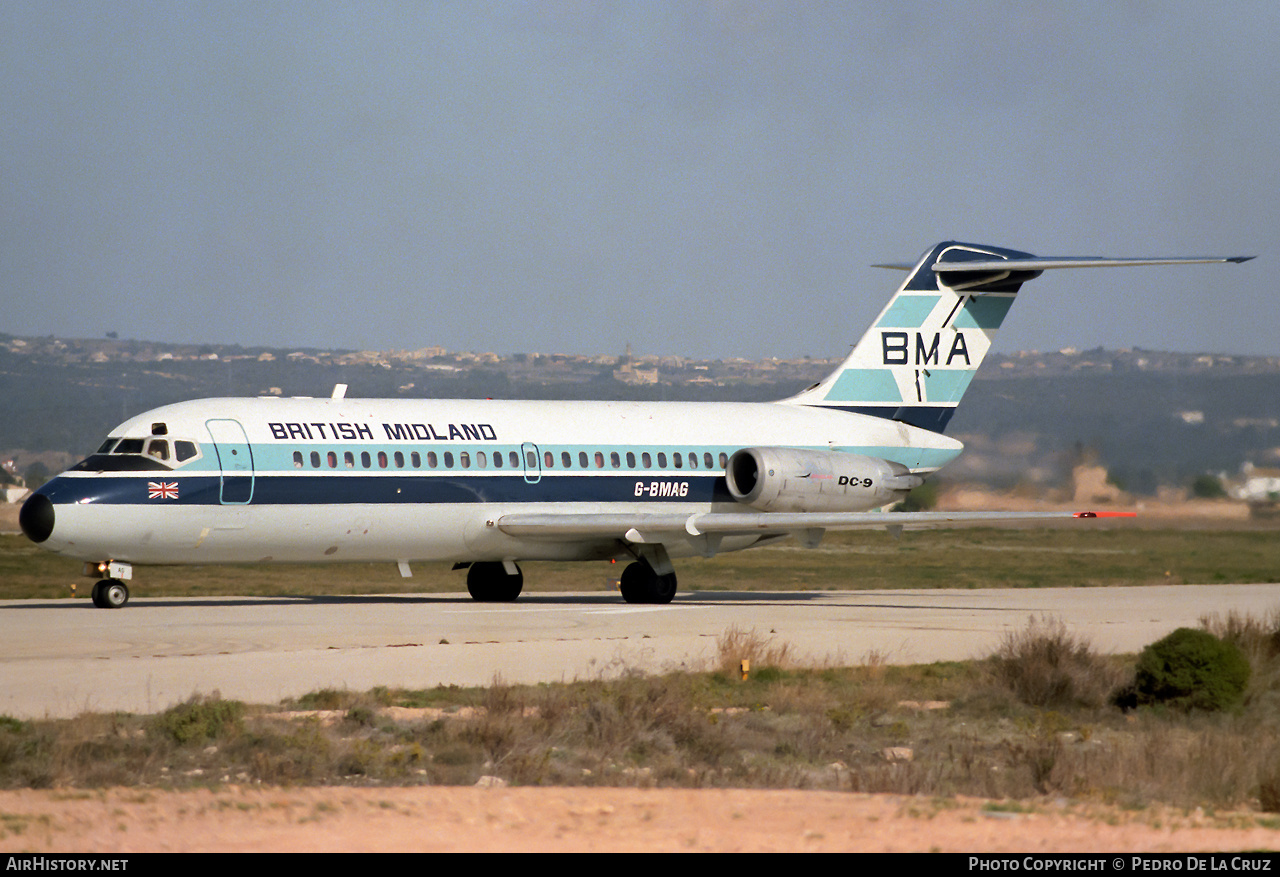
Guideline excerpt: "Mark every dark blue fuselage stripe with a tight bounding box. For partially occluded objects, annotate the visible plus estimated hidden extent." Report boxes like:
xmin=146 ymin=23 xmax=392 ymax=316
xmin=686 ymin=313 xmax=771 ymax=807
xmin=804 ymin=404 xmax=955 ymax=433
xmin=39 ymin=474 xmax=733 ymax=506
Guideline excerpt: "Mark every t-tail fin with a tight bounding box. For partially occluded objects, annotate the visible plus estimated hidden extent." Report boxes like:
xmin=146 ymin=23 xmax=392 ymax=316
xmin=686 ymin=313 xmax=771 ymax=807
xmin=785 ymin=241 xmax=1253 ymax=433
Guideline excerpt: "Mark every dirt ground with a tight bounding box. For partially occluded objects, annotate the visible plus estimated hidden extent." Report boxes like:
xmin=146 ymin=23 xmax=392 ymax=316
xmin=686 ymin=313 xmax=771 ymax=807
xmin=2 ymin=786 xmax=1278 ymax=853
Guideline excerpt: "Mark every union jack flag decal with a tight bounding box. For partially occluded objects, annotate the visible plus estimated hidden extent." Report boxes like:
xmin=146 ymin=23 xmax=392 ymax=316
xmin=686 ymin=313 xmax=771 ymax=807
xmin=147 ymin=481 xmax=179 ymax=500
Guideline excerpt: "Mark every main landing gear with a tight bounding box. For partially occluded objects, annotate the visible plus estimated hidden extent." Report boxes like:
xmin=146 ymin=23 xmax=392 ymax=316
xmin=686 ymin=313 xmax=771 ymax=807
xmin=460 ymin=557 xmax=678 ymax=605
xmin=619 ymin=559 xmax=677 ymax=605
xmin=466 ymin=561 xmax=524 ymax=602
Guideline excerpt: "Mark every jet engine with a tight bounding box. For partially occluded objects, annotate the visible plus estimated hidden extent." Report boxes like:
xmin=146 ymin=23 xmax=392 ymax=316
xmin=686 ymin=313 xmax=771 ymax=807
xmin=725 ymin=447 xmax=924 ymax=513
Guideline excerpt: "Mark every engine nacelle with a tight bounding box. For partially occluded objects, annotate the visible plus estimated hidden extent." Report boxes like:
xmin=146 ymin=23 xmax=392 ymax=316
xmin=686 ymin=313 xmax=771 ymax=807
xmin=725 ymin=447 xmax=924 ymax=513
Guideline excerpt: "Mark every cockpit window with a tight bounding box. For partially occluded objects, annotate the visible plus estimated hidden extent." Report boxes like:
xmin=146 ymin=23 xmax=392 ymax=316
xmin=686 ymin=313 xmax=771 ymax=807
xmin=70 ymin=436 xmax=203 ymax=472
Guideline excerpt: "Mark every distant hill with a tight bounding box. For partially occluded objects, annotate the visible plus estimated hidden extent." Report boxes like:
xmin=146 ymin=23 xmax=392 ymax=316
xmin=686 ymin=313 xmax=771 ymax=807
xmin=2 ymin=333 xmax=1277 ymax=492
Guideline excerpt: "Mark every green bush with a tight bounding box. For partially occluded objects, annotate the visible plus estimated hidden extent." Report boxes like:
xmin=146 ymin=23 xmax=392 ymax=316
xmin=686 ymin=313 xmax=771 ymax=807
xmin=1190 ymin=474 xmax=1227 ymax=499
xmin=153 ymin=695 xmax=245 ymax=744
xmin=1127 ymin=628 xmax=1251 ymax=712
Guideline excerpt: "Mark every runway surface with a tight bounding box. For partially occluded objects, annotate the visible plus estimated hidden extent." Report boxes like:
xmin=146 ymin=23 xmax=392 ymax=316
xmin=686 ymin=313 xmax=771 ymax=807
xmin=4 ymin=584 xmax=1280 ymax=718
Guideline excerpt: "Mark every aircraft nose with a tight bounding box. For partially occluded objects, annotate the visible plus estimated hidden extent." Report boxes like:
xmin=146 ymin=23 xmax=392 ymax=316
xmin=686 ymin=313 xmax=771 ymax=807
xmin=19 ymin=493 xmax=54 ymax=544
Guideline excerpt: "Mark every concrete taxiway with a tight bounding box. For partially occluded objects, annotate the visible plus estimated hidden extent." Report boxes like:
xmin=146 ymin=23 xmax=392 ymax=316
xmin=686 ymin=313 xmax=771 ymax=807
xmin=3 ymin=585 xmax=1280 ymax=718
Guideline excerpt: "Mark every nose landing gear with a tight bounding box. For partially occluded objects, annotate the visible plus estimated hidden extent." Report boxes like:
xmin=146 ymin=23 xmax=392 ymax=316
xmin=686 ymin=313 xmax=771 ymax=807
xmin=84 ymin=561 xmax=133 ymax=609
xmin=91 ymin=580 xmax=130 ymax=609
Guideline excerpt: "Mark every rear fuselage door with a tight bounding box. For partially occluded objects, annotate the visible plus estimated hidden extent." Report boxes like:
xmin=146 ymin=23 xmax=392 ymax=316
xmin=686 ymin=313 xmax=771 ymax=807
xmin=206 ymin=419 xmax=255 ymax=504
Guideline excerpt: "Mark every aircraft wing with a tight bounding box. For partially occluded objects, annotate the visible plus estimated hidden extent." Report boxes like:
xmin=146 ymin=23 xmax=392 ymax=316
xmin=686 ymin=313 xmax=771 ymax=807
xmin=496 ymin=510 xmax=1134 ymax=553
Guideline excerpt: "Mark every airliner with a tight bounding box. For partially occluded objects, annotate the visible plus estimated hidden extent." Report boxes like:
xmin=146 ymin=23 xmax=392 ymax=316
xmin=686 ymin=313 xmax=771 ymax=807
xmin=19 ymin=242 xmax=1251 ymax=608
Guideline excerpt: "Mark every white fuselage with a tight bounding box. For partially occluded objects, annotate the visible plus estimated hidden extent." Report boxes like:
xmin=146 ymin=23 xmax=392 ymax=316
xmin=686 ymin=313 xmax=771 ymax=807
xmin=32 ymin=396 xmax=962 ymax=566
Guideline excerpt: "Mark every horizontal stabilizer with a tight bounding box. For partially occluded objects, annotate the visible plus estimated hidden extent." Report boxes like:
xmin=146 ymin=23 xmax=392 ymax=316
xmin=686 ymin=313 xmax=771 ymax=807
xmin=932 ymin=255 xmax=1254 ymax=273
xmin=872 ymin=255 xmax=1254 ymax=273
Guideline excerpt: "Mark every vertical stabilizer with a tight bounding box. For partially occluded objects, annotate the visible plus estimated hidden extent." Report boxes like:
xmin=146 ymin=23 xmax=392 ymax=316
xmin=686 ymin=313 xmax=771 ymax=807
xmin=786 ymin=241 xmax=1040 ymax=432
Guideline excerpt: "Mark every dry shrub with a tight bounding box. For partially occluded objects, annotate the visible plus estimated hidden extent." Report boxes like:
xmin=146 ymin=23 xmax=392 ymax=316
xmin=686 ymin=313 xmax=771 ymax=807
xmin=1200 ymin=608 xmax=1280 ymax=668
xmin=860 ymin=649 xmax=890 ymax=681
xmin=991 ymin=616 xmax=1122 ymax=709
xmin=713 ymin=626 xmax=795 ymax=677
xmin=1259 ymin=752 xmax=1280 ymax=813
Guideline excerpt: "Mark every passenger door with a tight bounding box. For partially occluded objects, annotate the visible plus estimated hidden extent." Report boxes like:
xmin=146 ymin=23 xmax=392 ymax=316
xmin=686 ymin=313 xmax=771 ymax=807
xmin=206 ymin=419 xmax=255 ymax=504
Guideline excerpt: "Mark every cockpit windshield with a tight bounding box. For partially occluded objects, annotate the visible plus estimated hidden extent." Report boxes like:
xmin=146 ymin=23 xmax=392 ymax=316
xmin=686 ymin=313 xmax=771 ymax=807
xmin=71 ymin=437 xmax=203 ymax=472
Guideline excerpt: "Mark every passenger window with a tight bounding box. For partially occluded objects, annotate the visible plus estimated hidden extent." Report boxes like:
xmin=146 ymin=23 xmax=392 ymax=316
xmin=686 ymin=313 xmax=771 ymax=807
xmin=328 ymin=451 xmax=338 ymax=468
xmin=544 ymin=451 xmax=554 ymax=468
xmin=673 ymin=453 xmax=682 ymax=469
xmin=394 ymin=451 xmax=404 ymax=468
xmin=344 ymin=452 xmax=355 ymax=468
xmin=704 ymin=452 xmax=714 ymax=469
xmin=594 ymin=451 xmax=604 ymax=469
xmin=477 ymin=451 xmax=487 ymax=468
xmin=627 ymin=452 xmax=636 ymax=468
xmin=718 ymin=452 xmax=728 ymax=469
xmin=578 ymin=451 xmax=588 ymax=468
xmin=411 ymin=452 xmax=421 ymax=468
xmin=459 ymin=452 xmax=470 ymax=469
xmin=444 ymin=452 xmax=455 ymax=468
xmin=310 ymin=451 xmax=321 ymax=468
xmin=561 ymin=451 xmax=572 ymax=468
xmin=427 ymin=452 xmax=438 ymax=468
xmin=492 ymin=451 xmax=502 ymax=468
xmin=360 ymin=452 xmax=371 ymax=468
xmin=509 ymin=451 xmax=520 ymax=468
xmin=688 ymin=453 xmax=698 ymax=470
xmin=292 ymin=451 xmax=304 ymax=468
xmin=378 ymin=451 xmax=388 ymax=469
xmin=610 ymin=452 xmax=620 ymax=469
xmin=175 ymin=440 xmax=198 ymax=462
xmin=657 ymin=453 xmax=667 ymax=468
xmin=642 ymin=452 xmax=652 ymax=469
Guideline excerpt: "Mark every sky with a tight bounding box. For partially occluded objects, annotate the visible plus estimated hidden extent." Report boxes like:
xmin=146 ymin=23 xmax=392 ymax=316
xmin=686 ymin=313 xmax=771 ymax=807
xmin=3 ymin=2 xmax=1277 ymax=360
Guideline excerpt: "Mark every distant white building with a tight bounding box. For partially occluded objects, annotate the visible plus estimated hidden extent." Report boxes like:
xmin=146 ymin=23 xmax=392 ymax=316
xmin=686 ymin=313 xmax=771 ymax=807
xmin=1232 ymin=463 xmax=1280 ymax=502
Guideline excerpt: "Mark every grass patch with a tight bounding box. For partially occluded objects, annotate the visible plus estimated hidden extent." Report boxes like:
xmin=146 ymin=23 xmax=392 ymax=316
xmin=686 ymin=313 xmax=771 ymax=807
xmin=4 ymin=526 xmax=1280 ymax=600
